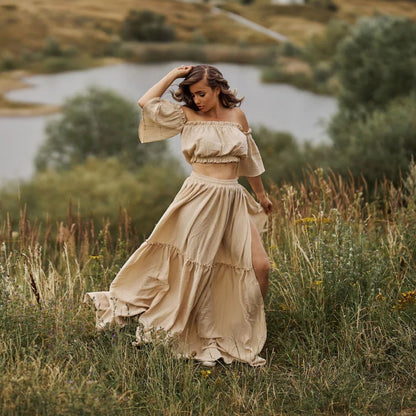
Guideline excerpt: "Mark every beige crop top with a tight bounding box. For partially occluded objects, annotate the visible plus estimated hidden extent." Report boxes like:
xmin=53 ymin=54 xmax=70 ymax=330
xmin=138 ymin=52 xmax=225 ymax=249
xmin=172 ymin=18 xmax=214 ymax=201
xmin=138 ymin=97 xmax=265 ymax=177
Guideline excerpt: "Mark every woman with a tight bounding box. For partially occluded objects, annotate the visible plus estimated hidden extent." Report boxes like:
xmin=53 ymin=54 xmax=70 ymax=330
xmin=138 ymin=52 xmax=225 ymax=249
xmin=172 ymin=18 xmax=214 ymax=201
xmin=85 ymin=64 xmax=272 ymax=367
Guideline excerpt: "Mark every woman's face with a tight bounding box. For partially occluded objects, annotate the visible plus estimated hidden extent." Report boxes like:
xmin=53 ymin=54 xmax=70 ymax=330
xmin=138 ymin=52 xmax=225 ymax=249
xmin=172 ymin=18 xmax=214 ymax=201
xmin=189 ymin=78 xmax=219 ymax=112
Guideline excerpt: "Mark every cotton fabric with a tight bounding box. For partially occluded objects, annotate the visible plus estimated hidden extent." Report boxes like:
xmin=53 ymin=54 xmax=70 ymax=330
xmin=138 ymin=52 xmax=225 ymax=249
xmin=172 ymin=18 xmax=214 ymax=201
xmin=85 ymin=98 xmax=268 ymax=366
xmin=139 ymin=97 xmax=265 ymax=177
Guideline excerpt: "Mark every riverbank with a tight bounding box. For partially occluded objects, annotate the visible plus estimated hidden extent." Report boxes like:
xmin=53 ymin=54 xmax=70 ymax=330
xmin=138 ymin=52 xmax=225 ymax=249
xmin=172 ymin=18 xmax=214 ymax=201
xmin=0 ymin=57 xmax=124 ymax=116
xmin=0 ymin=43 xmax=279 ymax=116
xmin=0 ymin=72 xmax=60 ymax=116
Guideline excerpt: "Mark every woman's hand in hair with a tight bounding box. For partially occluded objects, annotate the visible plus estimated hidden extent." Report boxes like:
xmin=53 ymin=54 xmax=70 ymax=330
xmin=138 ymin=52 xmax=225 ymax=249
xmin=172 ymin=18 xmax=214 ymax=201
xmin=169 ymin=65 xmax=194 ymax=80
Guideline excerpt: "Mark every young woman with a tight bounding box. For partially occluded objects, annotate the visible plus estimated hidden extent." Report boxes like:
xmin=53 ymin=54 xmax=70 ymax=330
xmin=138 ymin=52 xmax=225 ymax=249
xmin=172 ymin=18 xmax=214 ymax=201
xmin=86 ymin=64 xmax=272 ymax=367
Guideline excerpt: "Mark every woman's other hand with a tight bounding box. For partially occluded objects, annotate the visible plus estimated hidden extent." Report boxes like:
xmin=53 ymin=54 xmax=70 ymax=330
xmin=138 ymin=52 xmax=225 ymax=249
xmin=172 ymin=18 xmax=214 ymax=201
xmin=258 ymin=193 xmax=273 ymax=215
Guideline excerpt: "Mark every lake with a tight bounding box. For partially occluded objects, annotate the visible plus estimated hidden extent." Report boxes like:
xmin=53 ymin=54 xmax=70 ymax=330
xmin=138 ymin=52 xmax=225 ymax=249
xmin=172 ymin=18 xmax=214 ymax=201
xmin=0 ymin=62 xmax=337 ymax=182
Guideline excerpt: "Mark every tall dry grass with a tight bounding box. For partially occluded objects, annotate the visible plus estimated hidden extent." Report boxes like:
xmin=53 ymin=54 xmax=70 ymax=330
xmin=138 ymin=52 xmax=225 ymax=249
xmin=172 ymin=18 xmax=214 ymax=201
xmin=1 ymin=165 xmax=416 ymax=415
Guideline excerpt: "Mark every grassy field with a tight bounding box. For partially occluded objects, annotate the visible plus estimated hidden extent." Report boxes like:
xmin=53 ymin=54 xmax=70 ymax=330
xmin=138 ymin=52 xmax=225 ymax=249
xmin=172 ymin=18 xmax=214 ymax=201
xmin=0 ymin=0 xmax=274 ymax=57
xmin=222 ymin=0 xmax=416 ymax=45
xmin=1 ymin=165 xmax=416 ymax=415
xmin=2 ymin=0 xmax=415 ymax=53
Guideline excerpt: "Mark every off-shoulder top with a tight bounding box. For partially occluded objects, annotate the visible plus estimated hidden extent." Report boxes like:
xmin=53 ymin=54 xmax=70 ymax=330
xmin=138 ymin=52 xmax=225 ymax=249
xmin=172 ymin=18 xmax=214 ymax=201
xmin=138 ymin=97 xmax=265 ymax=177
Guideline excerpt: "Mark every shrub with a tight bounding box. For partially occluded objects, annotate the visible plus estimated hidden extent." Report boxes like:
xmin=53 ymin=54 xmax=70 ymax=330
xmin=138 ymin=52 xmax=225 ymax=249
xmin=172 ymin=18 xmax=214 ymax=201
xmin=328 ymin=95 xmax=416 ymax=188
xmin=42 ymin=36 xmax=62 ymax=57
xmin=0 ymin=51 xmax=18 ymax=70
xmin=304 ymin=19 xmax=351 ymax=65
xmin=0 ymin=158 xmax=184 ymax=237
xmin=121 ymin=10 xmax=175 ymax=42
xmin=334 ymin=15 xmax=416 ymax=112
xmin=35 ymin=87 xmax=170 ymax=171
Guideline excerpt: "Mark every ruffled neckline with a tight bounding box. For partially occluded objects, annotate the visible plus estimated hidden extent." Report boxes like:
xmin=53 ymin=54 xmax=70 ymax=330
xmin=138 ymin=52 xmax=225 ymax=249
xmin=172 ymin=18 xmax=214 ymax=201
xmin=184 ymin=120 xmax=253 ymax=135
xmin=185 ymin=120 xmax=244 ymax=131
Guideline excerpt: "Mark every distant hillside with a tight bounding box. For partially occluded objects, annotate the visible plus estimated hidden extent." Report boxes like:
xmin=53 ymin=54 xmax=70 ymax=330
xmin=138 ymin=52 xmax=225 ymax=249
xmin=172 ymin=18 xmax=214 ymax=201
xmin=1 ymin=0 xmax=415 ymax=55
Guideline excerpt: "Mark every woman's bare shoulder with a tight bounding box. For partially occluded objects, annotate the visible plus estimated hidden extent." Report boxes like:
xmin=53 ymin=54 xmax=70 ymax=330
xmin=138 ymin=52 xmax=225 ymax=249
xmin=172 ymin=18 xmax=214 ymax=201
xmin=231 ymin=107 xmax=249 ymax=132
xmin=181 ymin=105 xmax=197 ymax=121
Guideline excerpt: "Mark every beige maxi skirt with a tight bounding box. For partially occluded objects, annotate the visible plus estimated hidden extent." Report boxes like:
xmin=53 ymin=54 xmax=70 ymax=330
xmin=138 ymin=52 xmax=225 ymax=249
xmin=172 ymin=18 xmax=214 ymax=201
xmin=85 ymin=171 xmax=268 ymax=366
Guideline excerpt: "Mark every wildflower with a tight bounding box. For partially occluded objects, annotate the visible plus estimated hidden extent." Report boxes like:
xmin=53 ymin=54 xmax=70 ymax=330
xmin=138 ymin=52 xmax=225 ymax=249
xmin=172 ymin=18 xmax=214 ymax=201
xmin=313 ymin=280 xmax=324 ymax=286
xmin=374 ymin=292 xmax=385 ymax=301
xmin=395 ymin=290 xmax=416 ymax=310
xmin=89 ymin=255 xmax=103 ymax=260
xmin=279 ymin=303 xmax=288 ymax=311
xmin=295 ymin=217 xmax=330 ymax=226
xmin=201 ymin=370 xmax=211 ymax=378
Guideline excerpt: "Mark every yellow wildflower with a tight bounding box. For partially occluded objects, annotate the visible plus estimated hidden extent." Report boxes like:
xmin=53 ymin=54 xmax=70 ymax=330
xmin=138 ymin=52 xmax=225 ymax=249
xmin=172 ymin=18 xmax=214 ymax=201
xmin=201 ymin=370 xmax=211 ymax=378
xmin=395 ymin=290 xmax=416 ymax=310
xmin=374 ymin=292 xmax=385 ymax=301
xmin=295 ymin=217 xmax=330 ymax=225
xmin=313 ymin=280 xmax=324 ymax=286
xmin=89 ymin=255 xmax=103 ymax=260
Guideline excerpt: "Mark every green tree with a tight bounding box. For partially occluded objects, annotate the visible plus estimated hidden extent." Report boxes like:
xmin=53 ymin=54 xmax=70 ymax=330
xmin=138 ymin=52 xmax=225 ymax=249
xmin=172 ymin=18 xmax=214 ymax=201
xmin=121 ymin=10 xmax=175 ymax=42
xmin=35 ymin=87 xmax=169 ymax=171
xmin=304 ymin=19 xmax=351 ymax=65
xmin=328 ymin=95 xmax=416 ymax=187
xmin=335 ymin=15 xmax=416 ymax=113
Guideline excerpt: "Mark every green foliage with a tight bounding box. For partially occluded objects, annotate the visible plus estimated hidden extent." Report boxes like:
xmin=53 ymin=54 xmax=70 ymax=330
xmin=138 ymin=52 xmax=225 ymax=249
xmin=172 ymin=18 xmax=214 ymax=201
xmin=0 ymin=158 xmax=185 ymax=238
xmin=335 ymin=15 xmax=416 ymax=112
xmin=305 ymin=0 xmax=338 ymax=11
xmin=121 ymin=10 xmax=175 ymax=42
xmin=35 ymin=87 xmax=168 ymax=171
xmin=328 ymin=95 xmax=416 ymax=187
xmin=2 ymin=167 xmax=416 ymax=414
xmin=304 ymin=19 xmax=351 ymax=65
xmin=278 ymin=41 xmax=302 ymax=58
xmin=42 ymin=36 xmax=62 ymax=57
xmin=252 ymin=126 xmax=332 ymax=186
xmin=253 ymin=127 xmax=304 ymax=184
xmin=0 ymin=50 xmax=18 ymax=70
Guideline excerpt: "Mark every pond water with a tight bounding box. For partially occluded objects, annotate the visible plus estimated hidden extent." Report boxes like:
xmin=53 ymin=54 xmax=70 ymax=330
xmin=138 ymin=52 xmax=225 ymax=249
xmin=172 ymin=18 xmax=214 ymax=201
xmin=0 ymin=62 xmax=337 ymax=182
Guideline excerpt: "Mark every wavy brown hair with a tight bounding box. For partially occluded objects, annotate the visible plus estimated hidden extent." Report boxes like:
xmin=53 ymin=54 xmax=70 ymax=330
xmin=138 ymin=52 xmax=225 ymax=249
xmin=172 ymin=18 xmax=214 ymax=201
xmin=172 ymin=65 xmax=244 ymax=111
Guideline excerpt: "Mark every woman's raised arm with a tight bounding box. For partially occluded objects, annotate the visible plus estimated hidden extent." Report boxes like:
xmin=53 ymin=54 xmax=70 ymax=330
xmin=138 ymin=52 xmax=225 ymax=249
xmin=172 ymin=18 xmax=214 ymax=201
xmin=138 ymin=65 xmax=194 ymax=108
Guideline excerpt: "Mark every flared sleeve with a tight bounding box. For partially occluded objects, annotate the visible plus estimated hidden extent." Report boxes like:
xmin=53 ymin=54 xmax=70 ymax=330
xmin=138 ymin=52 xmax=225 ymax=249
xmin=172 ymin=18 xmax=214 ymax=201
xmin=238 ymin=129 xmax=265 ymax=177
xmin=138 ymin=97 xmax=186 ymax=143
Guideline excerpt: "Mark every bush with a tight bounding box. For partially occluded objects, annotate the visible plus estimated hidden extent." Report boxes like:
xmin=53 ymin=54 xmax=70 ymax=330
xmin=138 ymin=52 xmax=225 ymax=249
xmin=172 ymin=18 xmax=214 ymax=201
xmin=42 ymin=36 xmax=63 ymax=57
xmin=0 ymin=158 xmax=184 ymax=236
xmin=256 ymin=127 xmax=304 ymax=184
xmin=312 ymin=61 xmax=333 ymax=84
xmin=334 ymin=15 xmax=416 ymax=112
xmin=39 ymin=56 xmax=83 ymax=73
xmin=121 ymin=10 xmax=175 ymax=42
xmin=35 ymin=87 xmax=170 ymax=172
xmin=304 ymin=19 xmax=351 ymax=65
xmin=328 ymin=95 xmax=416 ymax=188
xmin=0 ymin=51 xmax=18 ymax=70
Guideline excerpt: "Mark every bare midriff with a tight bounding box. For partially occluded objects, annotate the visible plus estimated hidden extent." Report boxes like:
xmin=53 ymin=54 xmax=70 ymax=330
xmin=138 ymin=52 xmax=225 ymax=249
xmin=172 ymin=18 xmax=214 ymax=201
xmin=192 ymin=162 xmax=239 ymax=179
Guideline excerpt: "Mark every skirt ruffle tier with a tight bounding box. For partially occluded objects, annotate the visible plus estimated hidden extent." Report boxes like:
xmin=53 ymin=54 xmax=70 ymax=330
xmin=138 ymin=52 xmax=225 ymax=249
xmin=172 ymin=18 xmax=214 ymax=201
xmin=85 ymin=171 xmax=268 ymax=366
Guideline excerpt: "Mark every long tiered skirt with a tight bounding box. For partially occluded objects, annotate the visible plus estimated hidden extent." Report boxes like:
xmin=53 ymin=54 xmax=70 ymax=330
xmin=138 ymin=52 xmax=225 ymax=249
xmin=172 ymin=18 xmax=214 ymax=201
xmin=85 ymin=171 xmax=268 ymax=366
